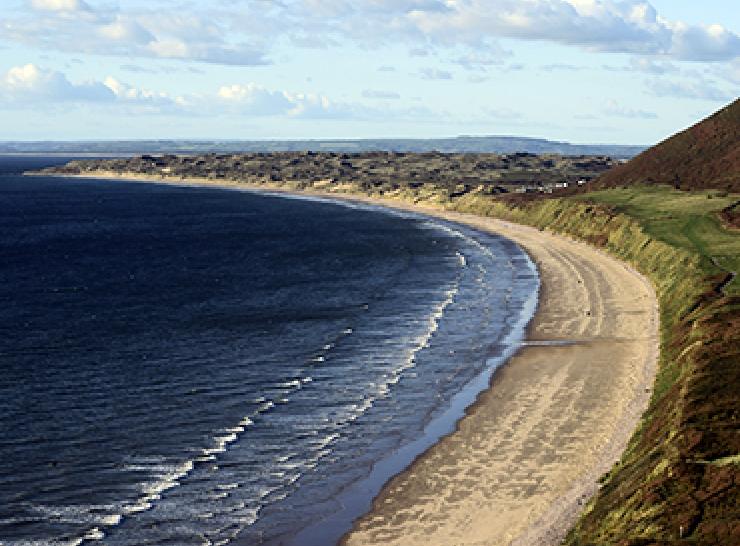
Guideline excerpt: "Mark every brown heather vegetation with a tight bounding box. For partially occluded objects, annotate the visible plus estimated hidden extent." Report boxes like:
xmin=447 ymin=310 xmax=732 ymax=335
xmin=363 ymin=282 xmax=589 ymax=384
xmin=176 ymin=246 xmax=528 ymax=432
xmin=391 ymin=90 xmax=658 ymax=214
xmin=595 ymin=98 xmax=740 ymax=193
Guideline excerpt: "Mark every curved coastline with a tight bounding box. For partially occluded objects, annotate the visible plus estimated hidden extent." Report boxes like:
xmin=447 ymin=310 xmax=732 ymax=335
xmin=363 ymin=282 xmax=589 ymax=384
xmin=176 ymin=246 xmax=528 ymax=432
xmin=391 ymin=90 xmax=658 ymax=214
xmin=36 ymin=171 xmax=660 ymax=546
xmin=341 ymin=207 xmax=660 ymax=546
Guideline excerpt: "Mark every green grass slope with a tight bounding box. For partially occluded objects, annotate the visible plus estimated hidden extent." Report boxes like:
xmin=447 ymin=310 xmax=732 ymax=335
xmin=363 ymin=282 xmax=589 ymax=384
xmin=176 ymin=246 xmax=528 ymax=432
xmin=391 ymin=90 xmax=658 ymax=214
xmin=579 ymin=186 xmax=739 ymax=296
xmin=449 ymin=188 xmax=739 ymax=545
xmin=595 ymin=99 xmax=740 ymax=193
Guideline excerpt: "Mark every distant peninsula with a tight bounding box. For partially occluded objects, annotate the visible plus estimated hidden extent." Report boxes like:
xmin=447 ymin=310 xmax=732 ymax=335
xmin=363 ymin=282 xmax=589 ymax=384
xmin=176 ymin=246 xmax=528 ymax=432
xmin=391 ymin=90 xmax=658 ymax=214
xmin=36 ymin=150 xmax=619 ymax=197
xmin=1 ymin=135 xmax=644 ymax=158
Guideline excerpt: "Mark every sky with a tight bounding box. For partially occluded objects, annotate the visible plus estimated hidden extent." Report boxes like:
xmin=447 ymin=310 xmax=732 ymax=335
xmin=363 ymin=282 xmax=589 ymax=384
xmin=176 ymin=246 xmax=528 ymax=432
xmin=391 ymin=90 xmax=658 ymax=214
xmin=0 ymin=0 xmax=738 ymax=144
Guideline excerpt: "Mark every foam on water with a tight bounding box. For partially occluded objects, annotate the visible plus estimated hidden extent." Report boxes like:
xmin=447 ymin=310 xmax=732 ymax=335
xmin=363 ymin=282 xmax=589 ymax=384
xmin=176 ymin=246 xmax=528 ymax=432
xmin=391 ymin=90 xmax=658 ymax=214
xmin=1 ymin=171 xmax=539 ymax=546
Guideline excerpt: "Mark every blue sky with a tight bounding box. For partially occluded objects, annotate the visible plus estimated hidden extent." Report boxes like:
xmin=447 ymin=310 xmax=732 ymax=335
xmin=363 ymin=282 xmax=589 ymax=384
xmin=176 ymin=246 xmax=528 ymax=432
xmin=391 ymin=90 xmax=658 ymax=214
xmin=0 ymin=0 xmax=737 ymax=144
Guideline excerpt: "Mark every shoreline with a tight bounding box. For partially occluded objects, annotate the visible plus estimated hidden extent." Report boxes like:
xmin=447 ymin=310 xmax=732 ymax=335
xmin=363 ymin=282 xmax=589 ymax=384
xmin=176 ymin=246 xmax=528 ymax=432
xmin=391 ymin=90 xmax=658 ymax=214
xmin=36 ymin=172 xmax=660 ymax=545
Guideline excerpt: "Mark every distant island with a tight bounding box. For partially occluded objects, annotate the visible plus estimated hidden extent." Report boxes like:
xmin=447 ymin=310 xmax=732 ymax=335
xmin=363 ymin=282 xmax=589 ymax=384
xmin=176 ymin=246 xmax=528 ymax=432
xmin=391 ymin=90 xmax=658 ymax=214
xmin=1 ymin=135 xmax=644 ymax=158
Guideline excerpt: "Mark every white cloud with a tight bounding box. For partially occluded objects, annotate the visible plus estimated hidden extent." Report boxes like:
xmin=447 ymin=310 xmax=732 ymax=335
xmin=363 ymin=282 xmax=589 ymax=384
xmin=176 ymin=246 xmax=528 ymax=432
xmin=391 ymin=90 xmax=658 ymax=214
xmin=217 ymin=85 xmax=355 ymax=119
xmin=335 ymin=0 xmax=738 ymax=62
xmin=217 ymin=84 xmax=294 ymax=115
xmin=285 ymin=93 xmax=340 ymax=118
xmin=0 ymin=65 xmax=364 ymax=118
xmin=0 ymin=64 xmax=192 ymax=112
xmin=419 ymin=67 xmax=453 ymax=80
xmin=603 ymin=99 xmax=657 ymax=119
xmin=362 ymin=89 xmax=401 ymax=99
xmin=29 ymin=0 xmax=90 ymax=12
xmin=216 ymin=83 xmax=434 ymax=120
xmin=404 ymin=0 xmax=738 ymax=60
xmin=1 ymin=63 xmax=113 ymax=102
xmin=0 ymin=62 xmax=451 ymax=125
xmin=4 ymin=1 xmax=739 ymax=67
xmin=103 ymin=76 xmax=186 ymax=109
xmin=147 ymin=39 xmax=189 ymax=59
xmin=647 ymin=79 xmax=734 ymax=102
xmin=669 ymin=22 xmax=740 ymax=62
xmin=97 ymin=16 xmax=153 ymax=44
xmin=4 ymin=4 xmax=269 ymax=67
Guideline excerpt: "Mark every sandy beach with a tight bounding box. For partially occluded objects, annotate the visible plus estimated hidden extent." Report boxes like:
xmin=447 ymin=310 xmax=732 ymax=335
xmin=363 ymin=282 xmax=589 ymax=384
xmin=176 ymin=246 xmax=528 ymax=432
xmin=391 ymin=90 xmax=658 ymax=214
xmin=49 ymin=173 xmax=660 ymax=545
xmin=339 ymin=204 xmax=660 ymax=546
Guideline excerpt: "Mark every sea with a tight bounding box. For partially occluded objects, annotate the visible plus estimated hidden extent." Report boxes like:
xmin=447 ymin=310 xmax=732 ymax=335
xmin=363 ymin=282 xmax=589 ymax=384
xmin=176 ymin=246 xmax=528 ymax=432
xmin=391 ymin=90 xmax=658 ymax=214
xmin=0 ymin=156 xmax=539 ymax=546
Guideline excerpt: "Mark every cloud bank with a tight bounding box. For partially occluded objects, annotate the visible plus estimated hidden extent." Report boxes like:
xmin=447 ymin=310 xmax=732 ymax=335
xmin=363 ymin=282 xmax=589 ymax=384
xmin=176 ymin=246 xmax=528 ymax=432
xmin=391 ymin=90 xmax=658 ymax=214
xmin=0 ymin=64 xmax=427 ymax=121
xmin=0 ymin=1 xmax=737 ymax=66
xmin=1 ymin=63 xmax=113 ymax=102
xmin=2 ymin=2 xmax=269 ymax=66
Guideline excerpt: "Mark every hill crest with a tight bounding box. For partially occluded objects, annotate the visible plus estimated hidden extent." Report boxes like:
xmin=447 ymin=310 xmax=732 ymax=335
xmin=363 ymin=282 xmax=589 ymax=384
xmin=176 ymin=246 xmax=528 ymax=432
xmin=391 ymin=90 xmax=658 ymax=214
xmin=595 ymin=99 xmax=740 ymax=192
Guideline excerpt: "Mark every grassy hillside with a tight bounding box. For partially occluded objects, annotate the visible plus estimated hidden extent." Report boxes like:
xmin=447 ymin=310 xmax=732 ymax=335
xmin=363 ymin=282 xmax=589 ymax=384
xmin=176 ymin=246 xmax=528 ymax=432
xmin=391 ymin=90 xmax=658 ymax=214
xmin=595 ymin=99 xmax=740 ymax=193
xmin=448 ymin=188 xmax=739 ymax=545
xmin=576 ymin=187 xmax=739 ymax=296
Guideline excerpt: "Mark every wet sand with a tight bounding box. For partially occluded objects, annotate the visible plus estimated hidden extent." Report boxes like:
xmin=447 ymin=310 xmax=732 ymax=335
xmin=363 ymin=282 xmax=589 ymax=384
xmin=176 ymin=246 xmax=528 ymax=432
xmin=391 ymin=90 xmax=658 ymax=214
xmin=49 ymin=173 xmax=660 ymax=545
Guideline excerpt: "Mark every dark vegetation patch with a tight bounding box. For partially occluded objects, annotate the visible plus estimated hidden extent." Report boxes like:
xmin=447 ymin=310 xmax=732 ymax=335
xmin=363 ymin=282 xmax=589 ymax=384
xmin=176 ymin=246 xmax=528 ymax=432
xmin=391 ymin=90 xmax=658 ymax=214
xmin=38 ymin=151 xmax=616 ymax=196
xmin=594 ymin=99 xmax=740 ymax=193
xmin=567 ymin=288 xmax=739 ymax=546
xmin=718 ymin=200 xmax=740 ymax=230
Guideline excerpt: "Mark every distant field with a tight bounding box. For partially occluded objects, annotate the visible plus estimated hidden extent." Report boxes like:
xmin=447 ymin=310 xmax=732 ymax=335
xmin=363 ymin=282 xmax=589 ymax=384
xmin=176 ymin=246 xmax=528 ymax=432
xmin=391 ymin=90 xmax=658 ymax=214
xmin=578 ymin=186 xmax=740 ymax=295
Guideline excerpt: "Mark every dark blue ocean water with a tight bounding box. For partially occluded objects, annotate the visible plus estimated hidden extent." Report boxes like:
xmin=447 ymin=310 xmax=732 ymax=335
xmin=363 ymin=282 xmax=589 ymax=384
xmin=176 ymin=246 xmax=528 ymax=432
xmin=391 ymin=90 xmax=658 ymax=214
xmin=0 ymin=157 xmax=538 ymax=546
